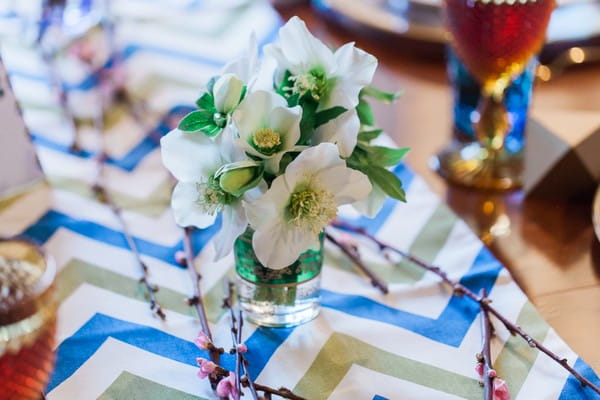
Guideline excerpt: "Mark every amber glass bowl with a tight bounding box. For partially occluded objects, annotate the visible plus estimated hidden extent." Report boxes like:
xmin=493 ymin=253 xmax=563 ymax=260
xmin=0 ymin=239 xmax=57 ymax=399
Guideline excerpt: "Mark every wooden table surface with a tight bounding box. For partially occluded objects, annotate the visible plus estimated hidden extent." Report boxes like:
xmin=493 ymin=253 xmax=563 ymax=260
xmin=275 ymin=2 xmax=600 ymax=372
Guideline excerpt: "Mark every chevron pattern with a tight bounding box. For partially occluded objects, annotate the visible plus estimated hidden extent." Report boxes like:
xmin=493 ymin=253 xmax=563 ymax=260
xmin=0 ymin=1 xmax=598 ymax=399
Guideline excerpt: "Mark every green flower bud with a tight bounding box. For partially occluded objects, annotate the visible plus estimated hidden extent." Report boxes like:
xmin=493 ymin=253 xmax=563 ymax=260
xmin=215 ymin=161 xmax=263 ymax=197
xmin=213 ymin=73 xmax=244 ymax=114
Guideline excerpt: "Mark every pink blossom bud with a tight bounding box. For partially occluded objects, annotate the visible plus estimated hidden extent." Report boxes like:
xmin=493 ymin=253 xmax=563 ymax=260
xmin=493 ymin=378 xmax=510 ymax=400
xmin=175 ymin=250 xmax=186 ymax=265
xmin=196 ymin=358 xmax=217 ymax=379
xmin=194 ymin=331 xmax=211 ymax=350
xmin=475 ymin=363 xmax=484 ymax=377
xmin=488 ymin=369 xmax=497 ymax=378
xmin=236 ymin=343 xmax=248 ymax=354
xmin=216 ymin=372 xmax=239 ymax=398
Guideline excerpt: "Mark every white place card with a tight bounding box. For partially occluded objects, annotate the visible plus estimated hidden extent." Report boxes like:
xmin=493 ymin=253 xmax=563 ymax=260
xmin=0 ymin=55 xmax=45 ymax=200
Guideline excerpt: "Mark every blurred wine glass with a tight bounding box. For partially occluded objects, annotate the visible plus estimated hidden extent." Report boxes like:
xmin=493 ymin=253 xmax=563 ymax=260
xmin=435 ymin=0 xmax=555 ymax=190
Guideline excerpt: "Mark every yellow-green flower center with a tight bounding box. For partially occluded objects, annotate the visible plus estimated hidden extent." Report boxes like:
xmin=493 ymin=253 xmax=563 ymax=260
xmin=287 ymin=185 xmax=337 ymax=234
xmin=286 ymin=67 xmax=327 ymax=101
xmin=196 ymin=176 xmax=233 ymax=215
xmin=252 ymin=128 xmax=281 ymax=154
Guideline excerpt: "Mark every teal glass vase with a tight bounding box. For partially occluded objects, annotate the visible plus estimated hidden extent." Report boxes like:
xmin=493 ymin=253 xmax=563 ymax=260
xmin=234 ymin=228 xmax=324 ymax=327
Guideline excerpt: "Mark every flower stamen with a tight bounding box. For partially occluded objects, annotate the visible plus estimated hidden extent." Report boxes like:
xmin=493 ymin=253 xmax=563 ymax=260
xmin=196 ymin=176 xmax=233 ymax=215
xmin=287 ymin=184 xmax=337 ymax=234
xmin=287 ymin=67 xmax=327 ymax=101
xmin=252 ymin=128 xmax=282 ymax=154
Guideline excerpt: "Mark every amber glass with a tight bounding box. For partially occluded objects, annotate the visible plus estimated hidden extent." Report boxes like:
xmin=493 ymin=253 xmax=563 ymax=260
xmin=0 ymin=239 xmax=57 ymax=399
xmin=436 ymin=0 xmax=555 ymax=190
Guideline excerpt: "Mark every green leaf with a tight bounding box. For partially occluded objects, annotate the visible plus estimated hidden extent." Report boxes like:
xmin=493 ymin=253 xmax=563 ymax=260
xmin=346 ymin=145 xmax=370 ymax=169
xmin=287 ymin=93 xmax=300 ymax=107
xmin=279 ymin=152 xmax=294 ymax=173
xmin=200 ymin=123 xmax=223 ymax=137
xmin=298 ymin=97 xmax=318 ymax=144
xmin=365 ymin=166 xmax=406 ymax=202
xmin=363 ymin=145 xmax=409 ymax=167
xmin=178 ymin=110 xmax=222 ymax=137
xmin=356 ymin=98 xmax=374 ymax=126
xmin=195 ymin=92 xmax=216 ymax=111
xmin=357 ymin=129 xmax=383 ymax=142
xmin=178 ymin=110 xmax=213 ymax=131
xmin=361 ymin=86 xmax=402 ymax=104
xmin=314 ymin=106 xmax=347 ymax=128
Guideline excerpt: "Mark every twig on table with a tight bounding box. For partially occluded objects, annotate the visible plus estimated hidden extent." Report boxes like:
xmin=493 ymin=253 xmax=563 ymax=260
xmin=248 ymin=383 xmax=307 ymax=400
xmin=181 ymin=227 xmax=225 ymax=392
xmin=331 ymin=219 xmax=600 ymax=396
xmin=479 ymin=289 xmax=494 ymax=400
xmin=223 ymin=280 xmax=244 ymax=400
xmin=91 ymin=112 xmax=166 ymax=320
xmin=324 ymin=231 xmax=388 ymax=294
xmin=221 ymin=279 xmax=306 ymax=400
xmin=37 ymin=47 xmax=80 ymax=153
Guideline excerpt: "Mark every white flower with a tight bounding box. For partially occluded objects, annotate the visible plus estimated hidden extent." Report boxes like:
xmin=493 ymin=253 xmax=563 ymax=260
xmin=313 ymin=108 xmax=360 ymax=158
xmin=161 ymin=128 xmax=259 ymax=260
xmin=233 ymin=90 xmax=302 ymax=174
xmin=213 ymin=73 xmax=244 ymax=115
xmin=245 ymin=143 xmax=371 ymax=269
xmin=222 ymin=33 xmax=259 ymax=85
xmin=352 ymin=182 xmax=386 ymax=218
xmin=264 ymin=16 xmax=377 ymax=156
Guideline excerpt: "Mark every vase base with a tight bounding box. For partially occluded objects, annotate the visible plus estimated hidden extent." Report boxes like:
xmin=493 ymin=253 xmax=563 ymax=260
xmin=236 ymin=275 xmax=321 ymax=328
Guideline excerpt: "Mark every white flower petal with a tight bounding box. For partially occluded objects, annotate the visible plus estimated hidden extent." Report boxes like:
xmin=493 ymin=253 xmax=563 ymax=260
xmin=352 ymin=182 xmax=387 ymax=217
xmin=233 ymin=91 xmax=287 ymax=140
xmin=252 ymin=221 xmax=316 ymax=269
xmin=313 ymin=108 xmax=359 ymax=157
xmin=243 ymin=183 xmax=267 ymax=203
xmin=331 ymin=168 xmax=372 ymax=205
xmin=270 ymin=105 xmax=302 ymax=150
xmin=222 ymin=33 xmax=258 ymax=83
xmin=171 ymin=182 xmax=216 ymax=228
xmin=245 ymin=175 xmax=289 ymax=230
xmin=319 ymin=44 xmax=377 ymax=110
xmin=284 ymin=143 xmax=344 ymax=189
xmin=265 ymin=153 xmax=284 ymax=175
xmin=265 ymin=16 xmax=336 ymax=75
xmin=334 ymin=42 xmax=378 ymax=88
xmin=161 ymin=129 xmax=221 ymax=182
xmin=262 ymin=45 xmax=290 ymax=85
xmin=213 ymin=203 xmax=248 ymax=261
xmin=218 ymin=125 xmax=246 ymax=163
xmin=253 ymin=56 xmax=278 ymax=92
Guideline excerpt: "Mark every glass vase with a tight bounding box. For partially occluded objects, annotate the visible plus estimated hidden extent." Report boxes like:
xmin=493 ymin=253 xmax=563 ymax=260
xmin=234 ymin=229 xmax=324 ymax=327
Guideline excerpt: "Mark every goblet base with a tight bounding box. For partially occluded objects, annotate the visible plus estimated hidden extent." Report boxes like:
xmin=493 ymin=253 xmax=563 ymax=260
xmin=433 ymin=141 xmax=523 ymax=191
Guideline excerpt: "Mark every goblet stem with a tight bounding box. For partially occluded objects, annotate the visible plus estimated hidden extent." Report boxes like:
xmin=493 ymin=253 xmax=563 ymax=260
xmin=475 ymin=92 xmax=510 ymax=154
xmin=434 ymin=81 xmax=523 ymax=191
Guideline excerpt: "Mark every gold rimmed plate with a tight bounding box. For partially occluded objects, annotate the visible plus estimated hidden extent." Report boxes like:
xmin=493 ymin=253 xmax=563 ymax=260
xmin=312 ymin=0 xmax=600 ymax=63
